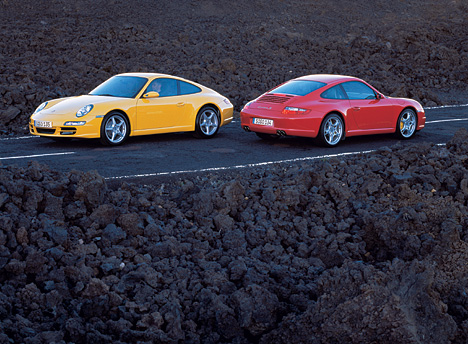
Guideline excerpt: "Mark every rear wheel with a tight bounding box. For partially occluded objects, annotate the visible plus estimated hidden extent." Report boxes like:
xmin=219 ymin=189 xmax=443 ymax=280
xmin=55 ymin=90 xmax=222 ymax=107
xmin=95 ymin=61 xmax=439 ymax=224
xmin=396 ymin=108 xmax=417 ymax=139
xmin=194 ymin=106 xmax=220 ymax=138
xmin=317 ymin=113 xmax=344 ymax=147
xmin=100 ymin=112 xmax=129 ymax=146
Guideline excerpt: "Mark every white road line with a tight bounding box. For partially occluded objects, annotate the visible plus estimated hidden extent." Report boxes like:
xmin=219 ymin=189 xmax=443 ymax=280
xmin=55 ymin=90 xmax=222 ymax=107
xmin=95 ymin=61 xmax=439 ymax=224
xmin=425 ymin=104 xmax=468 ymax=110
xmin=426 ymin=118 xmax=468 ymax=124
xmin=0 ymin=152 xmax=75 ymax=160
xmin=0 ymin=135 xmax=38 ymax=141
xmin=106 ymin=150 xmax=376 ymax=180
xmin=0 ymin=104 xmax=467 ymax=142
xmin=107 ymin=142 xmax=453 ymax=180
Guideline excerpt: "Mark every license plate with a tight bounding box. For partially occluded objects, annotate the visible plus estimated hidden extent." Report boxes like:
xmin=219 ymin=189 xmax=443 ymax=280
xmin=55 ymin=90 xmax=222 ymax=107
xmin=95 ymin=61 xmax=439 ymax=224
xmin=35 ymin=120 xmax=52 ymax=128
xmin=253 ymin=118 xmax=274 ymax=126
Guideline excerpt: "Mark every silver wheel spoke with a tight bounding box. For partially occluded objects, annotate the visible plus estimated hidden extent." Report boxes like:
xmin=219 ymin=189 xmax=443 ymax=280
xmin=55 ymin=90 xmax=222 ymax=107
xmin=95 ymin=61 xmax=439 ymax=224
xmin=104 ymin=115 xmax=127 ymax=143
xmin=199 ymin=110 xmax=218 ymax=136
xmin=400 ymin=111 xmax=416 ymax=138
xmin=324 ymin=117 xmax=342 ymax=145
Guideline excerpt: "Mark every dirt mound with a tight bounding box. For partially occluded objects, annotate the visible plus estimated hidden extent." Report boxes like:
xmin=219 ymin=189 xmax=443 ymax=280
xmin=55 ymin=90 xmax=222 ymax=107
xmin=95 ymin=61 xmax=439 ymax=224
xmin=1 ymin=129 xmax=468 ymax=342
xmin=0 ymin=0 xmax=467 ymax=135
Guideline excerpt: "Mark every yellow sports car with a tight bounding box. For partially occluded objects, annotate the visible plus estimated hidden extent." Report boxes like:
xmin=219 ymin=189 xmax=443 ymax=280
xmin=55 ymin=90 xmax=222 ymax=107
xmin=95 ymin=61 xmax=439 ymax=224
xmin=29 ymin=73 xmax=234 ymax=145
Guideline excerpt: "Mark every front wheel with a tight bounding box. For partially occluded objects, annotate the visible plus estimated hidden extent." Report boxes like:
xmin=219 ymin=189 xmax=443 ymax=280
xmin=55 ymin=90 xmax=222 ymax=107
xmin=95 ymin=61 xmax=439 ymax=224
xmin=100 ymin=112 xmax=130 ymax=146
xmin=194 ymin=106 xmax=220 ymax=138
xmin=317 ymin=114 xmax=344 ymax=147
xmin=396 ymin=108 xmax=417 ymax=139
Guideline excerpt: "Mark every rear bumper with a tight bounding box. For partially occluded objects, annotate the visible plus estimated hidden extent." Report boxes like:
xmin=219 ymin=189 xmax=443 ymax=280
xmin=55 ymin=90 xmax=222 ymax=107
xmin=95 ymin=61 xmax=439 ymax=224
xmin=220 ymin=106 xmax=234 ymax=126
xmin=240 ymin=109 xmax=321 ymax=138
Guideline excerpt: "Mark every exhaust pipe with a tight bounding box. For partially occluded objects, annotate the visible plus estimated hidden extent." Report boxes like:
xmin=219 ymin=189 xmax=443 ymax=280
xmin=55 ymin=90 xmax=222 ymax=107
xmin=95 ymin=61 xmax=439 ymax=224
xmin=243 ymin=126 xmax=251 ymax=132
xmin=276 ymin=130 xmax=287 ymax=136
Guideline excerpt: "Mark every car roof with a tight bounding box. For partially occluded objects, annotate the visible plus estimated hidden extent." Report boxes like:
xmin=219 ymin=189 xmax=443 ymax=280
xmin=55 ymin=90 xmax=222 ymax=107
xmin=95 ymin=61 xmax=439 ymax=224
xmin=114 ymin=72 xmax=215 ymax=94
xmin=115 ymin=72 xmax=172 ymax=78
xmin=295 ymin=74 xmax=360 ymax=84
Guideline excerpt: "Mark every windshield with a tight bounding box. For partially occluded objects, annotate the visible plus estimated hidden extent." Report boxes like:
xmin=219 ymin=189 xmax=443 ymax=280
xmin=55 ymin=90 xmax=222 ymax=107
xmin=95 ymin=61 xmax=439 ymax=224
xmin=89 ymin=76 xmax=148 ymax=98
xmin=269 ymin=80 xmax=326 ymax=96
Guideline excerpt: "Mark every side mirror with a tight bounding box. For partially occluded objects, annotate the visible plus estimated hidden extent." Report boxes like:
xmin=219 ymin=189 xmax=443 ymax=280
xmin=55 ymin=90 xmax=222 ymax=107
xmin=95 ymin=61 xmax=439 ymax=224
xmin=377 ymin=93 xmax=383 ymax=99
xmin=143 ymin=91 xmax=160 ymax=98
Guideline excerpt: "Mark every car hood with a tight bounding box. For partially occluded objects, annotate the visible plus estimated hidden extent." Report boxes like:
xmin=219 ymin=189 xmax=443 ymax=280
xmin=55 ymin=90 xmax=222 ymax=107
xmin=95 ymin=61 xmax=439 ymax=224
xmin=39 ymin=95 xmax=131 ymax=116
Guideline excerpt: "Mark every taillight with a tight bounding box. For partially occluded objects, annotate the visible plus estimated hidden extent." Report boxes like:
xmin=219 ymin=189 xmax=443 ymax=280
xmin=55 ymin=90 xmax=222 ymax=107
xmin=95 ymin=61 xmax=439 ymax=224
xmin=242 ymin=101 xmax=253 ymax=110
xmin=282 ymin=106 xmax=310 ymax=115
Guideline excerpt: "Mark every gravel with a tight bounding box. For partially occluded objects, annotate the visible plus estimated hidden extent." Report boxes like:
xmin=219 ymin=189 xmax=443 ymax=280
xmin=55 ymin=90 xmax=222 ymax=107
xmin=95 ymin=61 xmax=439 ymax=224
xmin=1 ymin=1 xmax=468 ymax=342
xmin=0 ymin=0 xmax=467 ymax=135
xmin=2 ymin=129 xmax=468 ymax=343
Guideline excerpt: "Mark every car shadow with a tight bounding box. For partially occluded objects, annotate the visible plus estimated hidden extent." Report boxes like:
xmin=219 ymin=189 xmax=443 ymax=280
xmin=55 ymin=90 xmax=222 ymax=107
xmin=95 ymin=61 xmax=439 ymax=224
xmin=248 ymin=132 xmax=403 ymax=149
xmin=34 ymin=131 xmax=208 ymax=149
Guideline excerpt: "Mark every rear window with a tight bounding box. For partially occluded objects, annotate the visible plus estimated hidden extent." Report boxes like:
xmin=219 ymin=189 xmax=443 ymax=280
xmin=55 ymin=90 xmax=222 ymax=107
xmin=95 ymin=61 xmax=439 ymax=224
xmin=179 ymin=80 xmax=201 ymax=95
xmin=269 ymin=80 xmax=326 ymax=96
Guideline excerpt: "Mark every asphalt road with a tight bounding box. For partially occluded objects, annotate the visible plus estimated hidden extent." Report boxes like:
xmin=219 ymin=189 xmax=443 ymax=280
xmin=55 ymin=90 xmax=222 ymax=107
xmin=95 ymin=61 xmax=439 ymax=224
xmin=1 ymin=105 xmax=468 ymax=185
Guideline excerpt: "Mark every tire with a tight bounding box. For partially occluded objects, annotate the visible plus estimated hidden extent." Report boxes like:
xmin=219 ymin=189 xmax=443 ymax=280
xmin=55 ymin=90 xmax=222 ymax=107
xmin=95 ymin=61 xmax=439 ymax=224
xmin=100 ymin=111 xmax=130 ymax=146
xmin=256 ymin=132 xmax=279 ymax=140
xmin=317 ymin=113 xmax=344 ymax=147
xmin=194 ymin=106 xmax=220 ymax=138
xmin=396 ymin=108 xmax=417 ymax=139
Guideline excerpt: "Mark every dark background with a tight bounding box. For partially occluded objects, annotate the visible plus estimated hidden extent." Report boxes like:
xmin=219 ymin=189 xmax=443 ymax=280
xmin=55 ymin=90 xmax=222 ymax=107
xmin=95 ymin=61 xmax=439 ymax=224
xmin=1 ymin=0 xmax=467 ymax=135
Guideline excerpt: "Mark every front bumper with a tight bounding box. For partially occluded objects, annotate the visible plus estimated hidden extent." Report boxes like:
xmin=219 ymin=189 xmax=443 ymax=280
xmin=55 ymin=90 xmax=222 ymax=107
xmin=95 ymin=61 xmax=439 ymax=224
xmin=29 ymin=116 xmax=103 ymax=139
xmin=417 ymin=110 xmax=426 ymax=130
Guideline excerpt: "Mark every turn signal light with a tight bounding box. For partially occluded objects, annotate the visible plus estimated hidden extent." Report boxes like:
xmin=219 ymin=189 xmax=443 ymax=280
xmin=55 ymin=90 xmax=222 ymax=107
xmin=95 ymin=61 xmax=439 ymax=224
xmin=64 ymin=121 xmax=86 ymax=126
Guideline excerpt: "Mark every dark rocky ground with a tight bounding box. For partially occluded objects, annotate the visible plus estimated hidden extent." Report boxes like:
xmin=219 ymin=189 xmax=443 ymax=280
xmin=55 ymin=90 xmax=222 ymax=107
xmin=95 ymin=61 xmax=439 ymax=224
xmin=3 ymin=129 xmax=468 ymax=343
xmin=1 ymin=0 xmax=468 ymax=343
xmin=0 ymin=0 xmax=467 ymax=135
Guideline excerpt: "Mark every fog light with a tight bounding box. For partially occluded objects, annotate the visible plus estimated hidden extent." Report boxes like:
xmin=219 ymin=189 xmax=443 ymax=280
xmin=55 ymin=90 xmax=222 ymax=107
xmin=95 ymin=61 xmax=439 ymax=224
xmin=64 ymin=121 xmax=86 ymax=126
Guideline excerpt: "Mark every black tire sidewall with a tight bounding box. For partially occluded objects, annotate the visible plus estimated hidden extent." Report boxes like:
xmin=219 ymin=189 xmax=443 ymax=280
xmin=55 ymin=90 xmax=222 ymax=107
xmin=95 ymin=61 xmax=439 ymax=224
xmin=100 ymin=112 xmax=130 ymax=146
xmin=195 ymin=106 xmax=220 ymax=139
xmin=318 ymin=114 xmax=343 ymax=147
xmin=396 ymin=109 xmax=417 ymax=139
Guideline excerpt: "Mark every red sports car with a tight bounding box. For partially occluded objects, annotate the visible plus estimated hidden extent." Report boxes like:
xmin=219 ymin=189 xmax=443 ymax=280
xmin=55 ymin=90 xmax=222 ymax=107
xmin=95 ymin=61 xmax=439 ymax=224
xmin=240 ymin=74 xmax=426 ymax=147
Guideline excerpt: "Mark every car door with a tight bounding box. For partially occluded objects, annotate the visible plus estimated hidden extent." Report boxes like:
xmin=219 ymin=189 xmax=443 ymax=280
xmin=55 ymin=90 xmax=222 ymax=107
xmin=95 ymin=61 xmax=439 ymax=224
xmin=341 ymin=81 xmax=395 ymax=130
xmin=175 ymin=80 xmax=203 ymax=128
xmin=135 ymin=78 xmax=188 ymax=132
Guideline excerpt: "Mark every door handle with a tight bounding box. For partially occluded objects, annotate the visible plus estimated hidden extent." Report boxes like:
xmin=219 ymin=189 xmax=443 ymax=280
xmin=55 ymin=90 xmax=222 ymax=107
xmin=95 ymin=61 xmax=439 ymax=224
xmin=353 ymin=107 xmax=360 ymax=111
xmin=177 ymin=102 xmax=185 ymax=107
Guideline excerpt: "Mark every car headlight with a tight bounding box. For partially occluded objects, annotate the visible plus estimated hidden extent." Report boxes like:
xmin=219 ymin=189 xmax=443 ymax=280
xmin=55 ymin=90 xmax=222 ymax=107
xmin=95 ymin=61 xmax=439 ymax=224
xmin=34 ymin=101 xmax=48 ymax=114
xmin=76 ymin=104 xmax=94 ymax=117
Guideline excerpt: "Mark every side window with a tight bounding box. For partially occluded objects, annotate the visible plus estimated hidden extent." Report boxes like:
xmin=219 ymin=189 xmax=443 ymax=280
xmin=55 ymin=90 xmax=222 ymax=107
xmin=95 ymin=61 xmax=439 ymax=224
xmin=145 ymin=78 xmax=178 ymax=97
xmin=341 ymin=81 xmax=376 ymax=100
xmin=321 ymin=85 xmax=347 ymax=99
xmin=179 ymin=80 xmax=201 ymax=95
